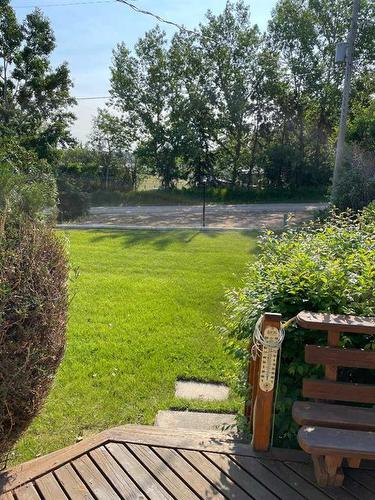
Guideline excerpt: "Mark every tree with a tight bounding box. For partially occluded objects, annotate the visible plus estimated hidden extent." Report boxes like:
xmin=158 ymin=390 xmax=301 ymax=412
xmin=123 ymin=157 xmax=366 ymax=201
xmin=89 ymin=109 xmax=136 ymax=190
xmin=201 ymin=1 xmax=265 ymax=186
xmin=268 ymin=0 xmax=375 ymax=191
xmin=169 ymin=31 xmax=217 ymax=186
xmin=92 ymin=0 xmax=375 ymax=195
xmin=0 ymin=1 xmax=75 ymax=160
xmin=110 ymin=27 xmax=178 ymax=188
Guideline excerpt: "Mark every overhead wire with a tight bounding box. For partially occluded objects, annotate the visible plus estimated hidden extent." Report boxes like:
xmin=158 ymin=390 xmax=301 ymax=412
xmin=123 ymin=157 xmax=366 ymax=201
xmin=13 ymin=0 xmax=201 ymax=101
xmin=14 ymin=1 xmax=114 ymax=8
xmin=114 ymin=0 xmax=198 ymax=36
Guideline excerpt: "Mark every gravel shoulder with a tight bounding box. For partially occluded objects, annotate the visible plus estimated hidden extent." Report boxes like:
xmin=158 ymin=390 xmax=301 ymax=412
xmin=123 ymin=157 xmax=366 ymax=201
xmin=65 ymin=202 xmax=327 ymax=229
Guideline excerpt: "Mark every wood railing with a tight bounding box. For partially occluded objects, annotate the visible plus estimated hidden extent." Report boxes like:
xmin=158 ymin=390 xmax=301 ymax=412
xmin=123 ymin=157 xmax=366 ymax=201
xmin=246 ymin=310 xmax=375 ymax=454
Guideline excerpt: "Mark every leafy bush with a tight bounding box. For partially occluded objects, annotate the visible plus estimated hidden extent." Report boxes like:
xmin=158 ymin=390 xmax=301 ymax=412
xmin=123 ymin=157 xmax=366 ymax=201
xmin=57 ymin=177 xmax=90 ymax=221
xmin=332 ymin=145 xmax=375 ymax=211
xmin=0 ymin=140 xmax=68 ymax=465
xmin=0 ymin=139 xmax=56 ymax=224
xmin=222 ymin=206 xmax=375 ymax=448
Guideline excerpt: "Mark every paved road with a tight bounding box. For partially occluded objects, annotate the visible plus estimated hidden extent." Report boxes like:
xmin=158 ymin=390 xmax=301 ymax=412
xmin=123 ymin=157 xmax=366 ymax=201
xmin=62 ymin=203 xmax=326 ymax=229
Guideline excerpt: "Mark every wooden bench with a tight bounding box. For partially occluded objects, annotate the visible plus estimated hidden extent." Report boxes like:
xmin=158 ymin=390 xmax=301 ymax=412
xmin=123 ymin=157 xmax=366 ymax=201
xmin=292 ymin=311 xmax=375 ymax=487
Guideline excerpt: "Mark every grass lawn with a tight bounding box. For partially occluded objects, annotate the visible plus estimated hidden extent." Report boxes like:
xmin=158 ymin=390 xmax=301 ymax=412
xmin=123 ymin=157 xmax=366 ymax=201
xmin=13 ymin=229 xmax=256 ymax=464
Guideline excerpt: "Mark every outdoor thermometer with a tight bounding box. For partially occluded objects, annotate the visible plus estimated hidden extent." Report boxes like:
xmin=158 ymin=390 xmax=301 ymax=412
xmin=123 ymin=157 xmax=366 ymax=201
xmin=259 ymin=326 xmax=279 ymax=392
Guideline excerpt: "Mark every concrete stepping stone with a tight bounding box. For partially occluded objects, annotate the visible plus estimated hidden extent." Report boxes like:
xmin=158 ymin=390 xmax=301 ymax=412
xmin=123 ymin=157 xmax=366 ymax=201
xmin=155 ymin=410 xmax=237 ymax=433
xmin=175 ymin=380 xmax=229 ymax=401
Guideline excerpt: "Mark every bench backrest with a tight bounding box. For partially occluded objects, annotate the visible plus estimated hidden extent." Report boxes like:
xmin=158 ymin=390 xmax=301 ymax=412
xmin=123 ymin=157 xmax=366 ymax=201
xmin=296 ymin=311 xmax=375 ymax=404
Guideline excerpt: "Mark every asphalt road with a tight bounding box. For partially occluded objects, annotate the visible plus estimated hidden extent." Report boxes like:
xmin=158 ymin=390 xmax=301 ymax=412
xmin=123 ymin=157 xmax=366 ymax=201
xmin=62 ymin=203 xmax=327 ymax=230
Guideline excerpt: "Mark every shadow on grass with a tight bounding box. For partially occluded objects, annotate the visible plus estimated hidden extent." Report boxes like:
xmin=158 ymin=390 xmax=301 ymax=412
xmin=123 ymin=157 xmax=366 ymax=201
xmin=87 ymin=228 xmax=258 ymax=250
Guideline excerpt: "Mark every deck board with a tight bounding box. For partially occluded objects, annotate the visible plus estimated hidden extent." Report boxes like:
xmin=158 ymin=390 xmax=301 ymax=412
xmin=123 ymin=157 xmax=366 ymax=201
xmin=106 ymin=442 xmax=172 ymax=499
xmin=205 ymin=452 xmax=277 ymax=499
xmin=72 ymin=454 xmax=120 ymax=500
xmin=89 ymin=446 xmax=143 ymax=499
xmin=1 ymin=425 xmax=375 ymax=499
xmin=54 ymin=463 xmax=94 ymax=499
xmin=154 ymin=446 xmax=225 ymax=499
xmin=232 ymin=455 xmax=305 ymax=500
xmin=35 ymin=473 xmax=68 ymax=499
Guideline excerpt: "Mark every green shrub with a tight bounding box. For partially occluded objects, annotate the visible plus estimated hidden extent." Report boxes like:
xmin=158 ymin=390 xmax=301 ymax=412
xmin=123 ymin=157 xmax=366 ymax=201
xmin=0 ymin=140 xmax=68 ymax=465
xmin=57 ymin=178 xmax=90 ymax=221
xmin=222 ymin=206 xmax=375 ymax=448
xmin=0 ymin=139 xmax=56 ymax=224
xmin=332 ymin=145 xmax=375 ymax=211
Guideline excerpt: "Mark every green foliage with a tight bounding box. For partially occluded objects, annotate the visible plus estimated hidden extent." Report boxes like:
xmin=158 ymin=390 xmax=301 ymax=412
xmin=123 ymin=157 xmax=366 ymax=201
xmin=0 ymin=139 xmax=68 ymax=465
xmin=111 ymin=26 xmax=177 ymax=187
xmin=0 ymin=1 xmax=75 ymax=158
xmin=102 ymin=0 xmax=375 ymax=193
xmin=332 ymin=143 xmax=375 ymax=211
xmin=57 ymin=177 xmax=90 ymax=222
xmin=0 ymin=139 xmax=56 ymax=226
xmin=222 ymin=207 xmax=375 ymax=447
xmin=88 ymin=110 xmax=139 ymax=190
xmin=348 ymin=98 xmax=375 ymax=152
xmin=107 ymin=186 xmax=326 ymax=206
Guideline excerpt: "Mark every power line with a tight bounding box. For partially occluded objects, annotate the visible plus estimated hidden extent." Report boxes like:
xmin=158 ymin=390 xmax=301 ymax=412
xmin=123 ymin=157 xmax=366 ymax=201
xmin=115 ymin=0 xmax=198 ymax=36
xmin=13 ymin=0 xmax=113 ymax=8
xmin=14 ymin=0 xmax=200 ymax=101
xmin=14 ymin=0 xmax=199 ymax=36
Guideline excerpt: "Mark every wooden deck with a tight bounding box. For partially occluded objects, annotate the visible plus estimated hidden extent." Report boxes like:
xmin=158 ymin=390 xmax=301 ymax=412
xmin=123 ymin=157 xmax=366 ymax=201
xmin=1 ymin=425 xmax=375 ymax=499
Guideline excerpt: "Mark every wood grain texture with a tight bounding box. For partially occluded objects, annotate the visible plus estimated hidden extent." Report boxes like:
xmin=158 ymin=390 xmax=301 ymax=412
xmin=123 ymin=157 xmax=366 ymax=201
xmin=303 ymin=379 xmax=375 ymax=403
xmin=127 ymin=443 xmax=197 ymax=500
xmin=106 ymin=442 xmax=172 ymax=500
xmin=286 ymin=461 xmax=357 ymax=500
xmin=54 ymin=463 xmax=94 ymax=499
xmin=205 ymin=452 xmax=277 ymax=500
xmin=89 ymin=446 xmax=143 ymax=499
xmin=298 ymin=426 xmax=375 ymax=459
xmin=252 ymin=313 xmax=282 ymax=451
xmin=153 ymin=447 xmax=225 ymax=499
xmin=72 ymin=454 xmax=120 ymax=500
xmin=305 ymin=345 xmax=375 ymax=369
xmin=293 ymin=401 xmax=375 ymax=431
xmin=35 ymin=474 xmax=68 ymax=499
xmin=180 ymin=449 xmax=250 ymax=499
xmin=297 ymin=311 xmax=375 ymax=334
xmin=1 ymin=424 xmax=373 ymax=499
xmin=13 ymin=483 xmax=41 ymax=500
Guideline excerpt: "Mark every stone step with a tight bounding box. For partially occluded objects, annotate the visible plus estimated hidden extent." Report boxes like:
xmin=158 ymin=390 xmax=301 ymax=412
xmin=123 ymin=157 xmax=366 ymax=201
xmin=175 ymin=380 xmax=229 ymax=401
xmin=155 ymin=410 xmax=238 ymax=434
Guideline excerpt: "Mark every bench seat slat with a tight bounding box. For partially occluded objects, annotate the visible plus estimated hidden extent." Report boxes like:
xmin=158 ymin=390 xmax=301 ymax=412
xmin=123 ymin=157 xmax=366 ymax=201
xmin=305 ymin=345 xmax=375 ymax=369
xmin=298 ymin=426 xmax=375 ymax=460
xmin=293 ymin=401 xmax=375 ymax=431
xmin=297 ymin=311 xmax=375 ymax=334
xmin=303 ymin=379 xmax=375 ymax=404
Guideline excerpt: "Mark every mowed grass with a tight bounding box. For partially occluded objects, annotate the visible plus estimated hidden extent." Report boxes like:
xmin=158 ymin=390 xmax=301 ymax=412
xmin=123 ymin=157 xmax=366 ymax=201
xmin=13 ymin=229 xmax=256 ymax=464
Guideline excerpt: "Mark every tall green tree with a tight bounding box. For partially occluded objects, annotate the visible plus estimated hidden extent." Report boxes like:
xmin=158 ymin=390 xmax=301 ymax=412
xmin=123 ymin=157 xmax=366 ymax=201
xmin=169 ymin=31 xmax=217 ymax=185
xmin=201 ymin=1 xmax=266 ymax=186
xmin=89 ymin=109 xmax=137 ymax=189
xmin=0 ymin=1 xmax=75 ymax=160
xmin=110 ymin=26 xmax=178 ymax=188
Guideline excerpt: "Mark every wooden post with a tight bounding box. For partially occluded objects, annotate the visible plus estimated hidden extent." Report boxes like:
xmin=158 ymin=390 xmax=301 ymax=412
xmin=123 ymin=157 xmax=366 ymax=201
xmin=251 ymin=313 xmax=282 ymax=451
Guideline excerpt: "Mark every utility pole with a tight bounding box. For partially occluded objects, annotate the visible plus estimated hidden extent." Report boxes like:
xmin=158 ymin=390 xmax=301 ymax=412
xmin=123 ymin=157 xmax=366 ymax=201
xmin=331 ymin=0 xmax=360 ymax=202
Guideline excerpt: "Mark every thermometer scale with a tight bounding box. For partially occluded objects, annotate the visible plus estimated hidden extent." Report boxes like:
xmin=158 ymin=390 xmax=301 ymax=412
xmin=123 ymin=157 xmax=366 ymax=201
xmin=259 ymin=326 xmax=279 ymax=392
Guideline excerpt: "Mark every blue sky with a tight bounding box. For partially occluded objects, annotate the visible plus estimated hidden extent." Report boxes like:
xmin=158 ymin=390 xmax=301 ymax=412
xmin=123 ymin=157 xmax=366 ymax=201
xmin=12 ymin=0 xmax=277 ymax=141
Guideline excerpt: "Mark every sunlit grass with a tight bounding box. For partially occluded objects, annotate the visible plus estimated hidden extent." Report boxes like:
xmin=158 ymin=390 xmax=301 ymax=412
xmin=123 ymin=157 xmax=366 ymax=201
xmin=13 ymin=229 xmax=256 ymax=464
